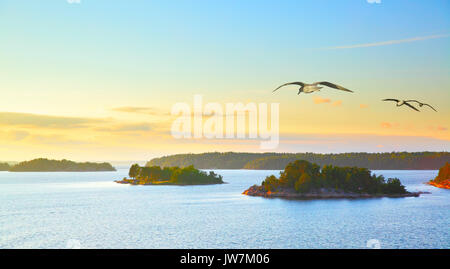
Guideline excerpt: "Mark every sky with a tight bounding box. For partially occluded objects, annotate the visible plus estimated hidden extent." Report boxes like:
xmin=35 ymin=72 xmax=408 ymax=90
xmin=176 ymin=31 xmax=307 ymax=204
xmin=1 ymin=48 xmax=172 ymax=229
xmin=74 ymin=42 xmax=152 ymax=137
xmin=0 ymin=0 xmax=449 ymax=162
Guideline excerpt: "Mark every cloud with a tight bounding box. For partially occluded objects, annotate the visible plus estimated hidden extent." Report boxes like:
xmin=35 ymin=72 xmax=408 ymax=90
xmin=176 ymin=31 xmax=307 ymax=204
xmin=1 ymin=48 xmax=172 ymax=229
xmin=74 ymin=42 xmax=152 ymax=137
xmin=332 ymin=100 xmax=342 ymax=107
xmin=428 ymin=126 xmax=448 ymax=132
xmin=313 ymin=97 xmax=331 ymax=104
xmin=0 ymin=130 xmax=30 ymax=141
xmin=313 ymin=97 xmax=342 ymax=107
xmin=367 ymin=0 xmax=381 ymax=3
xmin=29 ymin=134 xmax=93 ymax=146
xmin=0 ymin=112 xmax=106 ymax=129
xmin=380 ymin=122 xmax=392 ymax=129
xmin=95 ymin=123 xmax=153 ymax=132
xmin=325 ymin=34 xmax=449 ymax=49
xmin=111 ymin=106 xmax=164 ymax=116
xmin=11 ymin=130 xmax=30 ymax=141
xmin=359 ymin=104 xmax=369 ymax=109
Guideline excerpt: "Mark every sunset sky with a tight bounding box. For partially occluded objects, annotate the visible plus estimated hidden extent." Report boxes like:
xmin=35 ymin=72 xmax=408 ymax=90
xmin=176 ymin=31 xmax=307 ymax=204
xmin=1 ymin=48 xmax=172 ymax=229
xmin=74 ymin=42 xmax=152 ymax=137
xmin=1 ymin=0 xmax=449 ymax=161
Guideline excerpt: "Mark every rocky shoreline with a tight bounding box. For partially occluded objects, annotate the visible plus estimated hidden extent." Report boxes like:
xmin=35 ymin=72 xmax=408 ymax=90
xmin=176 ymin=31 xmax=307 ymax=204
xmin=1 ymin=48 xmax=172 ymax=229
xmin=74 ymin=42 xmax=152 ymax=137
xmin=428 ymin=181 xmax=450 ymax=189
xmin=243 ymin=185 xmax=428 ymax=199
xmin=114 ymin=179 xmax=224 ymax=186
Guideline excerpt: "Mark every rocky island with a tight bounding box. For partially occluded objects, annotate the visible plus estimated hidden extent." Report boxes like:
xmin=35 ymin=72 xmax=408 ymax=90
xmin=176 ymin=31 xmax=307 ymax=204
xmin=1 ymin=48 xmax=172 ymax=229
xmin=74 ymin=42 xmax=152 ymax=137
xmin=116 ymin=164 xmax=224 ymax=185
xmin=8 ymin=158 xmax=116 ymax=172
xmin=243 ymin=160 xmax=424 ymax=199
xmin=0 ymin=162 xmax=10 ymax=171
xmin=428 ymin=162 xmax=450 ymax=189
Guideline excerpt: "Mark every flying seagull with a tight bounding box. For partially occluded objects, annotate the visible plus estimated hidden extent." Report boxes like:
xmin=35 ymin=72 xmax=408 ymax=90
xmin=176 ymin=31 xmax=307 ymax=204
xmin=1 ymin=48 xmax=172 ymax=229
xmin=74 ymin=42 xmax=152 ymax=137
xmin=382 ymin=99 xmax=420 ymax=112
xmin=405 ymin=100 xmax=437 ymax=112
xmin=273 ymin=81 xmax=353 ymax=95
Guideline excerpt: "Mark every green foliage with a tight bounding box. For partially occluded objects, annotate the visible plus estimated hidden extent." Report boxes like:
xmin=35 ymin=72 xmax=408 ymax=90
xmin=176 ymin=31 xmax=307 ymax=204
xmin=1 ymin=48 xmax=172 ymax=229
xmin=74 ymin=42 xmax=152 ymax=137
xmin=383 ymin=178 xmax=407 ymax=194
xmin=279 ymin=160 xmax=321 ymax=189
xmin=146 ymin=152 xmax=450 ymax=170
xmin=431 ymin=162 xmax=450 ymax=184
xmin=261 ymin=160 xmax=408 ymax=195
xmin=128 ymin=164 xmax=223 ymax=185
xmin=8 ymin=158 xmax=116 ymax=172
xmin=262 ymin=175 xmax=279 ymax=192
xmin=0 ymin=162 xmax=10 ymax=171
xmin=294 ymin=173 xmax=312 ymax=193
xmin=128 ymin=164 xmax=140 ymax=179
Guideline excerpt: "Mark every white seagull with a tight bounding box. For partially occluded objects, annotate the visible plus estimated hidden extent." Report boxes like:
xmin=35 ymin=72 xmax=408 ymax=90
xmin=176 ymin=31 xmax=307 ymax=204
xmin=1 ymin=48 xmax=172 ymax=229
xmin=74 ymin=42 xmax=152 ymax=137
xmin=382 ymin=99 xmax=420 ymax=112
xmin=273 ymin=81 xmax=353 ymax=95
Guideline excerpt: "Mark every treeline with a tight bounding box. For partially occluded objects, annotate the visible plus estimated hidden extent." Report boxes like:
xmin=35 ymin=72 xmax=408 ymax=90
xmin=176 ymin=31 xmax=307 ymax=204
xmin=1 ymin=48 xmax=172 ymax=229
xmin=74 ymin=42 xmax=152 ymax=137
xmin=147 ymin=152 xmax=450 ymax=170
xmin=261 ymin=160 xmax=407 ymax=194
xmin=8 ymin=158 xmax=116 ymax=172
xmin=126 ymin=164 xmax=223 ymax=185
xmin=0 ymin=162 xmax=10 ymax=171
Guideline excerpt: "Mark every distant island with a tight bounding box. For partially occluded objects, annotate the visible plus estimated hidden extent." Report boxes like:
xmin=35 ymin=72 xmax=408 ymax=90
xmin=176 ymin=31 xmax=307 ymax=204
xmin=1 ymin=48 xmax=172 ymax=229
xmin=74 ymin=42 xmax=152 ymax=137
xmin=8 ymin=158 xmax=116 ymax=172
xmin=116 ymin=164 xmax=224 ymax=185
xmin=428 ymin=162 xmax=450 ymax=189
xmin=0 ymin=162 xmax=10 ymax=171
xmin=243 ymin=160 xmax=424 ymax=199
xmin=147 ymin=152 xmax=450 ymax=170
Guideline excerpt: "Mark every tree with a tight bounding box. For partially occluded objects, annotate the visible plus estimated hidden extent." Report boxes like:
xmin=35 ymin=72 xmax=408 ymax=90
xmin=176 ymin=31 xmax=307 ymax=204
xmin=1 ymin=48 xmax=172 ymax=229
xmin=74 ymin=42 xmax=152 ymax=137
xmin=433 ymin=162 xmax=450 ymax=183
xmin=129 ymin=164 xmax=140 ymax=179
xmin=294 ymin=173 xmax=312 ymax=193
xmin=384 ymin=178 xmax=406 ymax=194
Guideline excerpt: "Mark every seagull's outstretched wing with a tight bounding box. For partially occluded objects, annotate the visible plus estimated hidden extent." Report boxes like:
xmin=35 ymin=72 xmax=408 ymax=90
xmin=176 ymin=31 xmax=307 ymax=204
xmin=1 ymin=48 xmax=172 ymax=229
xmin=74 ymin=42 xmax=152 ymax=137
xmin=406 ymin=100 xmax=437 ymax=112
xmin=423 ymin=103 xmax=437 ymax=112
xmin=316 ymin=82 xmax=353 ymax=92
xmin=273 ymin=82 xmax=305 ymax=93
xmin=382 ymin=99 xmax=400 ymax=102
xmin=404 ymin=102 xmax=420 ymax=112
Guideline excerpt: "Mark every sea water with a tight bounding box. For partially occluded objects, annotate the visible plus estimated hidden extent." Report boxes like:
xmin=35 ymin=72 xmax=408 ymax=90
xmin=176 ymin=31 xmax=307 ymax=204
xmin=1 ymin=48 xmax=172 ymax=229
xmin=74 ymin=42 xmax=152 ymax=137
xmin=0 ymin=169 xmax=448 ymax=249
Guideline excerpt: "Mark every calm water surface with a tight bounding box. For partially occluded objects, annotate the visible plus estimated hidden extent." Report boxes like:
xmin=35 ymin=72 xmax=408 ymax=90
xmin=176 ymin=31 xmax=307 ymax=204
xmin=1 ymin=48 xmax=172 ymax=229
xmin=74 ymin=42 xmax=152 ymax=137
xmin=0 ymin=169 xmax=448 ymax=249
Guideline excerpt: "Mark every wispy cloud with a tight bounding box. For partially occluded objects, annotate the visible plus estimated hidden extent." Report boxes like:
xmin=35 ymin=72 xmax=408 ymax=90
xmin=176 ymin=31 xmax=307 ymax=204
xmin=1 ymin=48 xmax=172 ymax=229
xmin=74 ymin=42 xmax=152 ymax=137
xmin=313 ymin=97 xmax=331 ymax=104
xmin=332 ymin=100 xmax=342 ymax=107
xmin=112 ymin=106 xmax=165 ymax=116
xmin=428 ymin=125 xmax=448 ymax=132
xmin=313 ymin=97 xmax=342 ymax=107
xmin=359 ymin=104 xmax=369 ymax=109
xmin=0 ymin=130 xmax=30 ymax=141
xmin=95 ymin=123 xmax=153 ymax=132
xmin=325 ymin=34 xmax=449 ymax=50
xmin=0 ymin=112 xmax=107 ymax=129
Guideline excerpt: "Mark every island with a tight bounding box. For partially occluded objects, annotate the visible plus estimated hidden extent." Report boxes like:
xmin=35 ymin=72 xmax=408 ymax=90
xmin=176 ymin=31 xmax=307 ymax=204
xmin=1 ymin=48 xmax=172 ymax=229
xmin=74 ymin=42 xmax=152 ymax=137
xmin=243 ymin=160 xmax=424 ymax=199
xmin=147 ymin=152 xmax=450 ymax=170
xmin=428 ymin=162 xmax=450 ymax=189
xmin=115 ymin=164 xmax=224 ymax=185
xmin=8 ymin=158 xmax=116 ymax=172
xmin=0 ymin=162 xmax=10 ymax=171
